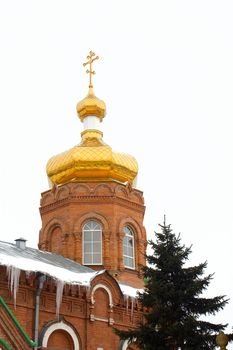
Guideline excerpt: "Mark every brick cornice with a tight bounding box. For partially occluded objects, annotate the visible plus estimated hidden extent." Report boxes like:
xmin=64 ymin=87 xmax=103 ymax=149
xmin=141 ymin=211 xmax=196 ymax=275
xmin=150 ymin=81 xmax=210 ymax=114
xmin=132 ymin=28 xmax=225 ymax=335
xmin=40 ymin=195 xmax=145 ymax=214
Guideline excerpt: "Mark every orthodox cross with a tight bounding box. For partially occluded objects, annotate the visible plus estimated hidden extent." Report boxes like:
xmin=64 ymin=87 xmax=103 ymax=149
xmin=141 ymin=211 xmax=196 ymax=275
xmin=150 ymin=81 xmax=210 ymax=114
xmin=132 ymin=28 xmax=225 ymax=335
xmin=83 ymin=51 xmax=99 ymax=88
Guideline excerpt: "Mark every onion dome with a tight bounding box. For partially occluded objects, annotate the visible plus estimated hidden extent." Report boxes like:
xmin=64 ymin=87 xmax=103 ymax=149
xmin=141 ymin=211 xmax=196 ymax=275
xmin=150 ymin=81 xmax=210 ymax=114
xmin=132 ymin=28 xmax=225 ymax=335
xmin=77 ymin=87 xmax=106 ymax=122
xmin=46 ymin=129 xmax=138 ymax=185
xmin=46 ymin=51 xmax=138 ymax=187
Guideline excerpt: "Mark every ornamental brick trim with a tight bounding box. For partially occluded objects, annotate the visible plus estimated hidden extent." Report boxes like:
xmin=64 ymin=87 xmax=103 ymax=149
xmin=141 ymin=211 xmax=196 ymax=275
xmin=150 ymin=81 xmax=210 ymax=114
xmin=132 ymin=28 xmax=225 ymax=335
xmin=40 ymin=196 xmax=145 ymax=216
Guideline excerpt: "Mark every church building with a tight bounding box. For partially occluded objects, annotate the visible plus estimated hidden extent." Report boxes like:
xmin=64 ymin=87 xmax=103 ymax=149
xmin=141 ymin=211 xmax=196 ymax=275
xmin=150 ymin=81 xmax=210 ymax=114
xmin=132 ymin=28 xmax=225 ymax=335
xmin=0 ymin=51 xmax=147 ymax=350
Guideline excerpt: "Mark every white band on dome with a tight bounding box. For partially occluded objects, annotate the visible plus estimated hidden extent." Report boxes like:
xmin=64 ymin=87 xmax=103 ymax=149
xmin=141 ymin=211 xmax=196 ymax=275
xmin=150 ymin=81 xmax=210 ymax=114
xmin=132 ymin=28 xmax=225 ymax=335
xmin=83 ymin=116 xmax=101 ymax=131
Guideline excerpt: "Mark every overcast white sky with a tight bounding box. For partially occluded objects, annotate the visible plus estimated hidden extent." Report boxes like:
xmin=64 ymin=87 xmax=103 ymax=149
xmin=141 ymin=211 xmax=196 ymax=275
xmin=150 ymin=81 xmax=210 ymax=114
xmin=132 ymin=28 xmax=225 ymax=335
xmin=0 ymin=0 xmax=233 ymax=345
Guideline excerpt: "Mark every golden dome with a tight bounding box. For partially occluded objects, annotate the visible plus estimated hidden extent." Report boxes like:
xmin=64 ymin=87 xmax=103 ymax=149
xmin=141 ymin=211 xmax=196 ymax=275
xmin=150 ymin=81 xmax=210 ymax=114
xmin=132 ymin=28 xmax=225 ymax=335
xmin=46 ymin=51 xmax=138 ymax=186
xmin=46 ymin=130 xmax=138 ymax=185
xmin=77 ymin=87 xmax=106 ymax=122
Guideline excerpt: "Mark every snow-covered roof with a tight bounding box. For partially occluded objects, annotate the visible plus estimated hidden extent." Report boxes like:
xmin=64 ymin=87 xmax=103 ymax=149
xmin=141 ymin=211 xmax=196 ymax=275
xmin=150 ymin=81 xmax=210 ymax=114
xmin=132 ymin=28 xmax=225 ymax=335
xmin=0 ymin=240 xmax=143 ymax=314
xmin=0 ymin=240 xmax=100 ymax=285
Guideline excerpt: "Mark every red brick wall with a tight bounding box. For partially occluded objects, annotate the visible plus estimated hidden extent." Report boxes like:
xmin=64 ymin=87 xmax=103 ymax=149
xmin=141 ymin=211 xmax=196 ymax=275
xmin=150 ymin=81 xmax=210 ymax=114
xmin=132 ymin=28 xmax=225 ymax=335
xmin=0 ymin=268 xmax=143 ymax=350
xmin=39 ymin=181 xmax=147 ymax=288
xmin=47 ymin=329 xmax=74 ymax=349
xmin=0 ymin=179 xmax=147 ymax=349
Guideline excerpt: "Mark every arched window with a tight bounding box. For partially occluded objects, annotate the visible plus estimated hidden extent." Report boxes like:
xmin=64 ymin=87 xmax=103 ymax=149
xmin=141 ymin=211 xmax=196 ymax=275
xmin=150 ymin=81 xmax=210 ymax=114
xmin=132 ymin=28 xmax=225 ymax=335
xmin=83 ymin=220 xmax=102 ymax=265
xmin=123 ymin=226 xmax=135 ymax=269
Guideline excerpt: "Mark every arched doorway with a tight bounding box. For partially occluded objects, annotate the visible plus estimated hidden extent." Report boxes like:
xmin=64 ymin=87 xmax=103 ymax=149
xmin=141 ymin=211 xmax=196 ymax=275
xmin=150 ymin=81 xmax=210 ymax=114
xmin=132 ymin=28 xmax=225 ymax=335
xmin=41 ymin=321 xmax=80 ymax=350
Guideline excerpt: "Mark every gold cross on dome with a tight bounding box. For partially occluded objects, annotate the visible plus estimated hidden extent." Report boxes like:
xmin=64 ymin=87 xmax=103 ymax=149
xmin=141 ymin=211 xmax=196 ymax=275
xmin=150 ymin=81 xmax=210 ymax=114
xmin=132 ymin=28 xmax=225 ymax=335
xmin=83 ymin=51 xmax=99 ymax=88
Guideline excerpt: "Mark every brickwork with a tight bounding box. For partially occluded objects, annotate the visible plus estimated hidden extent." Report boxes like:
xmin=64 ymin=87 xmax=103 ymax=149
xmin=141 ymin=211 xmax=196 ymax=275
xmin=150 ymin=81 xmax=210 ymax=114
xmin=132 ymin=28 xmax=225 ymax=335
xmin=0 ymin=267 xmax=142 ymax=350
xmin=39 ymin=181 xmax=146 ymax=288
xmin=0 ymin=179 xmax=146 ymax=349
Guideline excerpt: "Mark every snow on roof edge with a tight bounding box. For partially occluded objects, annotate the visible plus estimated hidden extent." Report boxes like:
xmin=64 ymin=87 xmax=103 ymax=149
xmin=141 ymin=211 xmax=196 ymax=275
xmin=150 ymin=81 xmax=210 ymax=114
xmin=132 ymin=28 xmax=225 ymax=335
xmin=0 ymin=251 xmax=104 ymax=286
xmin=119 ymin=283 xmax=144 ymax=299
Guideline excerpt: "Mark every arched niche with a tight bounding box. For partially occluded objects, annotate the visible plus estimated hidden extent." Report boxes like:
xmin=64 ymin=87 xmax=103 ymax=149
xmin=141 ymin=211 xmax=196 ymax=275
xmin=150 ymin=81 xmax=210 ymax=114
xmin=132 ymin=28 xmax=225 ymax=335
xmin=90 ymin=283 xmax=114 ymax=325
xmin=41 ymin=218 xmax=69 ymax=244
xmin=50 ymin=226 xmax=63 ymax=254
xmin=41 ymin=320 xmax=80 ymax=350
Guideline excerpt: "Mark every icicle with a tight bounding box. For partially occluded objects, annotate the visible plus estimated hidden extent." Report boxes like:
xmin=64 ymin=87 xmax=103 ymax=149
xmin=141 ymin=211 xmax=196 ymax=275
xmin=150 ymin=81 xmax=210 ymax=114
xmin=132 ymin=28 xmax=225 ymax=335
xmin=56 ymin=280 xmax=64 ymax=317
xmin=7 ymin=266 xmax=21 ymax=308
xmin=124 ymin=295 xmax=129 ymax=313
xmin=130 ymin=297 xmax=134 ymax=320
xmin=25 ymin=271 xmax=31 ymax=278
xmin=85 ymin=285 xmax=91 ymax=300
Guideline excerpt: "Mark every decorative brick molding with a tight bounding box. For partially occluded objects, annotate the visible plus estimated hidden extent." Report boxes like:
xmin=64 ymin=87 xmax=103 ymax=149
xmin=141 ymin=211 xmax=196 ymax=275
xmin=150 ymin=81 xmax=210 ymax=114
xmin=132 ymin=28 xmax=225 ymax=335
xmin=91 ymin=283 xmax=113 ymax=307
xmin=41 ymin=320 xmax=80 ymax=350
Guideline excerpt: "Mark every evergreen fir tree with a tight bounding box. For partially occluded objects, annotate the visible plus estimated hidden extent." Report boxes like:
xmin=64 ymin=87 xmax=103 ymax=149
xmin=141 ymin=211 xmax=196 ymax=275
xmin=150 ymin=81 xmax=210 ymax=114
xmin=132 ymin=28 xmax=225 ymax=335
xmin=116 ymin=220 xmax=228 ymax=350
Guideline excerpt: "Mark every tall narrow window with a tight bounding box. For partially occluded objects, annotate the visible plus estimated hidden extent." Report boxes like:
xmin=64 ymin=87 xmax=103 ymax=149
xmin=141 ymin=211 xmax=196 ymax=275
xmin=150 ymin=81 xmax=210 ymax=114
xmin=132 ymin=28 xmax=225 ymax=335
xmin=83 ymin=220 xmax=102 ymax=265
xmin=123 ymin=226 xmax=135 ymax=269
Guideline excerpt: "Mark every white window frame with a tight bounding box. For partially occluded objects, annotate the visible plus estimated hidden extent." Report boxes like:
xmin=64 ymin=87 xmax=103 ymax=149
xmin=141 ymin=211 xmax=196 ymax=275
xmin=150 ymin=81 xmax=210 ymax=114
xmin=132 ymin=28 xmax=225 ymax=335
xmin=123 ymin=226 xmax=135 ymax=269
xmin=82 ymin=220 xmax=102 ymax=265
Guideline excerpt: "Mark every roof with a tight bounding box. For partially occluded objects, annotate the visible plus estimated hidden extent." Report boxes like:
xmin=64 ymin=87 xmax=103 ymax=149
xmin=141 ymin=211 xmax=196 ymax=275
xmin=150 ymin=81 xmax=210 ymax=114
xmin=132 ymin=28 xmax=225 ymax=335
xmin=0 ymin=240 xmax=143 ymax=311
xmin=0 ymin=240 xmax=100 ymax=285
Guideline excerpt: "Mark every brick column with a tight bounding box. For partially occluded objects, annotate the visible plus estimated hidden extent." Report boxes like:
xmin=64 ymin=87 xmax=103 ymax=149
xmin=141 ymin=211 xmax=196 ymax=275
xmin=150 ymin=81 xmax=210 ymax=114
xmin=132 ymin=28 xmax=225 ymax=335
xmin=74 ymin=231 xmax=82 ymax=263
xmin=103 ymin=230 xmax=111 ymax=269
xmin=61 ymin=233 xmax=69 ymax=258
xmin=118 ymin=233 xmax=124 ymax=271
